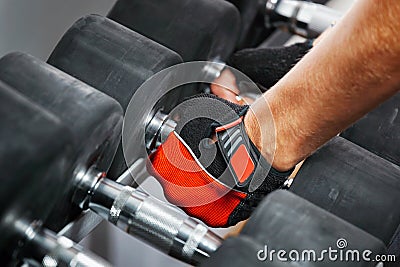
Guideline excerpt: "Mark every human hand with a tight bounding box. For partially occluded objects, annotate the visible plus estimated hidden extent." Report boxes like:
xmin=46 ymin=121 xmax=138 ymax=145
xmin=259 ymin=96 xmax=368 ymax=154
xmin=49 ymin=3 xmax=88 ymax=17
xmin=147 ymin=94 xmax=292 ymax=227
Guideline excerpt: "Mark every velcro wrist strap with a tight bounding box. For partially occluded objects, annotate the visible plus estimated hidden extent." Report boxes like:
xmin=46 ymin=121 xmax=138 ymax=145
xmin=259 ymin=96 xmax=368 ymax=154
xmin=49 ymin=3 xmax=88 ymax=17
xmin=215 ymin=117 xmax=292 ymax=193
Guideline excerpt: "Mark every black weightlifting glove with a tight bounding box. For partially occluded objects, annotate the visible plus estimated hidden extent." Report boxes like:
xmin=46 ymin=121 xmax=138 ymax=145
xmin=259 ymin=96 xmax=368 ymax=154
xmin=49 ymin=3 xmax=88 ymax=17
xmin=148 ymin=94 xmax=293 ymax=227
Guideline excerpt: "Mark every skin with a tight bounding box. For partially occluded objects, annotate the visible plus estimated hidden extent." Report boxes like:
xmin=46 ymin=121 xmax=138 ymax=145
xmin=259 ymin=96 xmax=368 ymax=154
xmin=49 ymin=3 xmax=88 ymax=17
xmin=243 ymin=0 xmax=400 ymax=171
xmin=211 ymin=70 xmax=241 ymax=103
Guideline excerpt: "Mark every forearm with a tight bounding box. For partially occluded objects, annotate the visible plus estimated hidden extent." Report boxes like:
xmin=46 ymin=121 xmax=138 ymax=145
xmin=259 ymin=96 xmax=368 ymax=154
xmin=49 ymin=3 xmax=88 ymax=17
xmin=245 ymin=0 xmax=400 ymax=171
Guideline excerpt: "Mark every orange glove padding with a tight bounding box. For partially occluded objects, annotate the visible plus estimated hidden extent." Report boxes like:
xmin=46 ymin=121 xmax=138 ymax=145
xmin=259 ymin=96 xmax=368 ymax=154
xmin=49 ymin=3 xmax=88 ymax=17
xmin=148 ymin=132 xmax=246 ymax=227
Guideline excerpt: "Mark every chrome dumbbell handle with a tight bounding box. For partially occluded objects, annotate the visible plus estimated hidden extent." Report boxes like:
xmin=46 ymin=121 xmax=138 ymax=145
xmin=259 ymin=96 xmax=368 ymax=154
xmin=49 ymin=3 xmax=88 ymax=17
xmin=145 ymin=60 xmax=226 ymax=154
xmin=88 ymin=176 xmax=222 ymax=266
xmin=145 ymin=110 xmax=177 ymax=153
xmin=265 ymin=0 xmax=342 ymax=38
xmin=18 ymin=221 xmax=112 ymax=267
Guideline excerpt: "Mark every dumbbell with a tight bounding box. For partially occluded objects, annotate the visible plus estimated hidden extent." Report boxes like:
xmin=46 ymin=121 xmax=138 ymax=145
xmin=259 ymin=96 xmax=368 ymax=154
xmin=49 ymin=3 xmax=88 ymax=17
xmin=227 ymin=0 xmax=342 ymax=49
xmin=107 ymin=0 xmax=256 ymax=98
xmin=0 ymin=82 xmax=111 ymax=266
xmin=201 ymin=190 xmax=386 ymax=267
xmin=106 ymin=0 xmax=340 ymax=92
xmin=1 ymin=49 xmax=124 ymax=230
xmin=290 ymin=136 xmax=400 ymax=246
xmin=0 ymin=53 xmax=222 ymax=266
xmin=341 ymin=93 xmax=400 ymax=167
xmin=107 ymin=0 xmax=241 ymax=62
xmin=46 ymin=15 xmax=189 ymax=180
xmin=47 ymin=15 xmax=254 ymax=178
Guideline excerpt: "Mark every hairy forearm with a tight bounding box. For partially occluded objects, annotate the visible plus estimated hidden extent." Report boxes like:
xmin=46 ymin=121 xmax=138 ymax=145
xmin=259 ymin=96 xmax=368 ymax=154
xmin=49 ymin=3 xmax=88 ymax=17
xmin=245 ymin=0 xmax=400 ymax=171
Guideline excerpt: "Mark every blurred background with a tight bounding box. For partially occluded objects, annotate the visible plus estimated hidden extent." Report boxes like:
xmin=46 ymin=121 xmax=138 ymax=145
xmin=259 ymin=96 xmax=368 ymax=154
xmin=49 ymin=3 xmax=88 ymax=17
xmin=0 ymin=0 xmax=115 ymax=59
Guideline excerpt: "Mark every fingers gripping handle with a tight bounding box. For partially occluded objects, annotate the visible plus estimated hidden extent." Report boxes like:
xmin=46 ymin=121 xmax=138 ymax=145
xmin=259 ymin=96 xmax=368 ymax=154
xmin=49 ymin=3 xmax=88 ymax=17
xmin=88 ymin=178 xmax=222 ymax=265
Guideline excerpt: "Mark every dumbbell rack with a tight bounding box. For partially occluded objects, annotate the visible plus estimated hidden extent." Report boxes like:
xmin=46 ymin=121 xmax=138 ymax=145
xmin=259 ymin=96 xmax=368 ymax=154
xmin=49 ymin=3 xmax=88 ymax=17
xmin=54 ymin=0 xmax=353 ymax=246
xmin=3 ymin=0 xmax=399 ymax=266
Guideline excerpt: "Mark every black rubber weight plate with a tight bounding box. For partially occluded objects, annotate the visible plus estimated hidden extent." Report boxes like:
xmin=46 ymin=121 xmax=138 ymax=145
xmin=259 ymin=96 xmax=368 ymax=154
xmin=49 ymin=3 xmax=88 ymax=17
xmin=0 ymin=82 xmax=73 ymax=263
xmin=203 ymin=190 xmax=386 ymax=267
xmin=48 ymin=15 xmax=188 ymax=179
xmin=108 ymin=0 xmax=241 ymax=61
xmin=341 ymin=93 xmax=400 ymax=167
xmin=0 ymin=52 xmax=123 ymax=231
xmin=291 ymin=136 xmax=400 ymax=245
